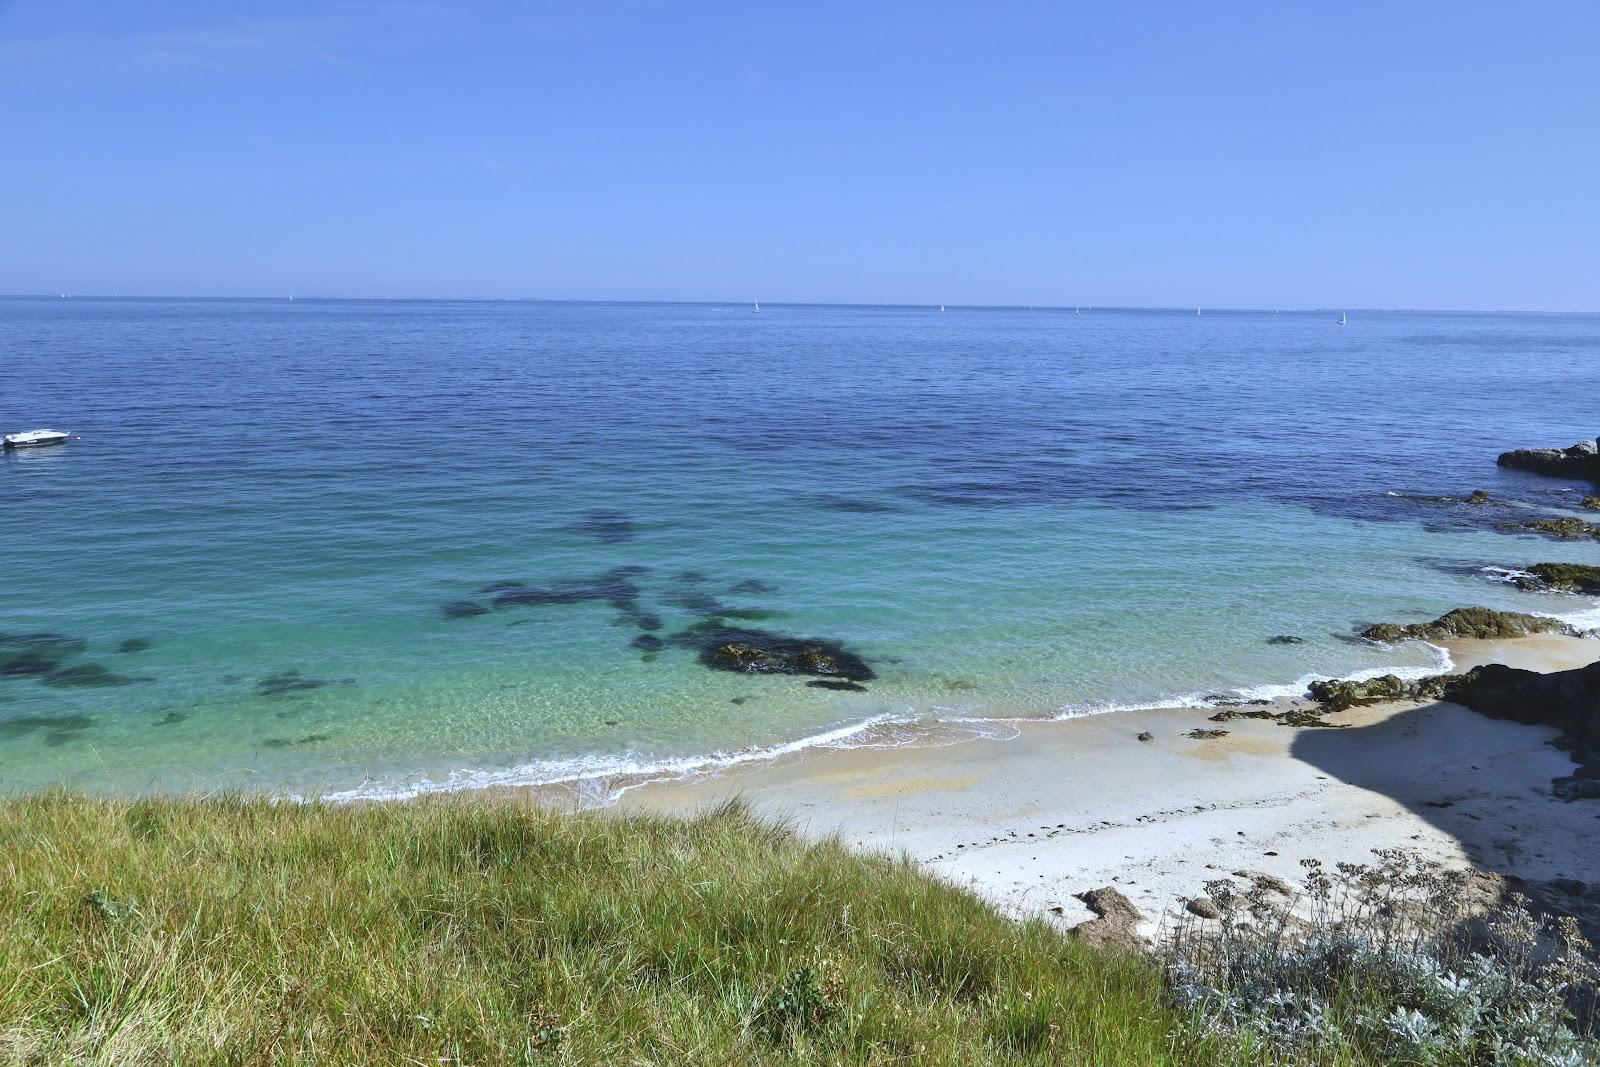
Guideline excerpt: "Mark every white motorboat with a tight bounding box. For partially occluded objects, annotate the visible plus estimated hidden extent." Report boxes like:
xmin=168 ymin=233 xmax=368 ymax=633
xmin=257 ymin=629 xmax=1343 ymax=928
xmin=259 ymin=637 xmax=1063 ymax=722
xmin=3 ymin=429 xmax=74 ymax=450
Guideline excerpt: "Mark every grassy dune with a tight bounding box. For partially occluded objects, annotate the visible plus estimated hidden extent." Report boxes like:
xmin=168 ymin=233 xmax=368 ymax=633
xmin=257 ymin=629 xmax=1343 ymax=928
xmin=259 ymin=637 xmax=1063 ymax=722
xmin=0 ymin=792 xmax=1260 ymax=1065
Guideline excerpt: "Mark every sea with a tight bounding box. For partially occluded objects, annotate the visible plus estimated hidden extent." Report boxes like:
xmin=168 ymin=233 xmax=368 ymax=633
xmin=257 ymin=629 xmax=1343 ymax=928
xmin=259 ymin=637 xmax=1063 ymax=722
xmin=3 ymin=297 xmax=1598 ymax=800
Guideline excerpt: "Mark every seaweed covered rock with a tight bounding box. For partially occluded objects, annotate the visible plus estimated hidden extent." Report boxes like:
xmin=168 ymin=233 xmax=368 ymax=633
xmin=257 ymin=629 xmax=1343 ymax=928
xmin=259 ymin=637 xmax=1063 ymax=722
xmin=1511 ymin=563 xmax=1600 ymax=595
xmin=1497 ymin=438 xmax=1600 ymax=482
xmin=1306 ymin=674 xmax=1415 ymax=712
xmin=1468 ymin=489 xmax=1491 ymax=505
xmin=0 ymin=632 xmax=89 ymax=678
xmin=440 ymin=601 xmax=490 ymax=619
xmin=1584 ymin=496 xmax=1600 ymax=511
xmin=41 ymin=663 xmax=146 ymax=688
xmin=1496 ymin=516 xmax=1600 ymax=542
xmin=1358 ymin=607 xmax=1571 ymax=643
xmin=670 ymin=622 xmax=875 ymax=682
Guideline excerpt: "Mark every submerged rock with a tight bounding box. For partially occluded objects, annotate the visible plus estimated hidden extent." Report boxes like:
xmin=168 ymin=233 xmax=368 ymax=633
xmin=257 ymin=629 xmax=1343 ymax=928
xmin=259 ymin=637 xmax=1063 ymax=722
xmin=629 ymin=634 xmax=664 ymax=652
xmin=256 ymin=670 xmax=352 ymax=697
xmin=570 ymin=510 xmax=638 ymax=544
xmin=42 ymin=663 xmax=146 ymax=688
xmin=0 ymin=633 xmax=89 ymax=678
xmin=1358 ymin=606 xmax=1574 ymax=643
xmin=476 ymin=580 xmax=527 ymax=594
xmin=805 ymin=679 xmax=868 ymax=692
xmin=1266 ymin=635 xmax=1305 ymax=645
xmin=1584 ymin=496 xmax=1600 ymax=511
xmin=670 ymin=622 xmax=875 ymax=682
xmin=0 ymin=654 xmax=58 ymax=678
xmin=1511 ymin=563 xmax=1600 ymax=595
xmin=1468 ymin=488 xmax=1491 ymax=505
xmin=440 ymin=600 xmax=490 ymax=619
xmin=154 ymin=711 xmax=187 ymax=726
xmin=116 ymin=638 xmax=153 ymax=654
xmin=1497 ymin=438 xmax=1600 ymax=482
xmin=728 ymin=579 xmax=777 ymax=595
xmin=674 ymin=570 xmax=710 ymax=584
xmin=0 ymin=713 xmax=94 ymax=738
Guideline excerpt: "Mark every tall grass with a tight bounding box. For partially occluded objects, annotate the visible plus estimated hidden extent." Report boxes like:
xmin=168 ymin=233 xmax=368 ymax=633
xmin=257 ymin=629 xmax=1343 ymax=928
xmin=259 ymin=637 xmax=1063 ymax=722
xmin=1 ymin=791 xmax=1230 ymax=1065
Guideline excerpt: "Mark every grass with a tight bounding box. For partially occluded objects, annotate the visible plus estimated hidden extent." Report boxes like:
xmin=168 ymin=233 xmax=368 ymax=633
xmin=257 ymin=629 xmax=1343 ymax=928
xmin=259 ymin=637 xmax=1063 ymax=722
xmin=0 ymin=791 xmax=1244 ymax=1066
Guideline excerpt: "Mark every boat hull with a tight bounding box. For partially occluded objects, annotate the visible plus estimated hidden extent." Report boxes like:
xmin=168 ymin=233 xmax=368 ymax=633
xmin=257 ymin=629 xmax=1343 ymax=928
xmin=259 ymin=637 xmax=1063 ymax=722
xmin=3 ymin=436 xmax=70 ymax=449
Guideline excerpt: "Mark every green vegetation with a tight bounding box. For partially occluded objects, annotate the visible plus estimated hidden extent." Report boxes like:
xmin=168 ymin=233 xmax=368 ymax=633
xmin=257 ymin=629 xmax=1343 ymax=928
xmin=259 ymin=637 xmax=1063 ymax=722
xmin=1 ymin=793 xmax=1218 ymax=1065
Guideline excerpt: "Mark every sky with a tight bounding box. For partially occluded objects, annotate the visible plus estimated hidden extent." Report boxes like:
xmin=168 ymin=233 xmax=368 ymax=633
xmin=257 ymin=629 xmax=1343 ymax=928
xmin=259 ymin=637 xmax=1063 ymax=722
xmin=2 ymin=2 xmax=1598 ymax=310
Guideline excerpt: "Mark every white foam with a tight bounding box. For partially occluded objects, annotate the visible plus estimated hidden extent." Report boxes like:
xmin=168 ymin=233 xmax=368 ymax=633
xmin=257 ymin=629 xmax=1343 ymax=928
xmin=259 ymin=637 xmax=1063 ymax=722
xmin=313 ymin=712 xmax=908 ymax=806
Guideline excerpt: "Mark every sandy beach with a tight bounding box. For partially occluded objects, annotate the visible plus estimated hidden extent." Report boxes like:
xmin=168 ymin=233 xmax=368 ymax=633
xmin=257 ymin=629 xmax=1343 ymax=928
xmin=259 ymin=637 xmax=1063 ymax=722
xmin=606 ymin=634 xmax=1600 ymax=938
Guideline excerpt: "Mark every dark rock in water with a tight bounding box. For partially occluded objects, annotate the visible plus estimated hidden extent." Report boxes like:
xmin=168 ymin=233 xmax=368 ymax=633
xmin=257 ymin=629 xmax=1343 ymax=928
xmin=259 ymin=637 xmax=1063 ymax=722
xmin=670 ymin=622 xmax=875 ymax=682
xmin=1496 ymin=516 xmax=1600 ymax=542
xmin=1266 ymin=635 xmax=1304 ymax=645
xmin=728 ymin=579 xmax=777 ymax=595
xmin=116 ymin=638 xmax=153 ymax=654
xmin=477 ymin=580 xmax=527 ymax=594
xmin=1358 ymin=606 xmax=1575 ymax=643
xmin=812 ymin=494 xmax=902 ymax=514
xmin=713 ymin=607 xmax=784 ymax=621
xmin=603 ymin=719 xmax=619 ymax=727
xmin=674 ymin=570 xmax=710 ymax=584
xmin=262 ymin=738 xmax=292 ymax=748
xmin=1584 ymin=495 xmax=1600 ymax=511
xmin=730 ymin=696 xmax=751 ymax=705
xmin=639 ymin=652 xmax=658 ymax=662
xmin=42 ymin=663 xmax=146 ymax=688
xmin=155 ymin=712 xmax=187 ymax=726
xmin=256 ymin=670 xmax=352 ymax=696
xmin=0 ymin=713 xmax=94 ymax=738
xmin=1497 ymin=438 xmax=1600 ymax=483
xmin=806 ymin=679 xmax=868 ymax=692
xmin=608 ymin=564 xmax=652 ymax=577
xmin=571 ymin=510 xmax=638 ymax=544
xmin=440 ymin=600 xmax=490 ymax=619
xmin=296 ymin=733 xmax=332 ymax=744
xmin=0 ymin=654 xmax=58 ymax=678
xmin=629 ymin=634 xmax=664 ymax=652
xmin=663 ymin=591 xmax=728 ymax=615
xmin=1555 ymin=778 xmax=1600 ymax=801
xmin=1511 ymin=563 xmax=1600 ymax=595
xmin=0 ymin=633 xmax=89 ymax=678
xmin=1468 ymin=488 xmax=1491 ymax=505
xmin=494 ymin=571 xmax=642 ymax=612
xmin=633 ymin=612 xmax=663 ymax=631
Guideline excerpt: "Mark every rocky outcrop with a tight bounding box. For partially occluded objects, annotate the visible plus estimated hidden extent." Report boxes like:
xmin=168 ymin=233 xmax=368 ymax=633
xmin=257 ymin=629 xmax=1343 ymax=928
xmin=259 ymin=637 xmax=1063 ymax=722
xmin=1496 ymin=516 xmax=1600 ymax=542
xmin=668 ymin=622 xmax=876 ymax=682
xmin=1497 ymin=438 xmax=1600 ymax=482
xmin=1446 ymin=660 xmax=1600 ymax=756
xmin=1583 ymin=496 xmax=1600 ymax=511
xmin=1511 ymin=563 xmax=1600 ymax=595
xmin=1358 ymin=606 xmax=1573 ymax=643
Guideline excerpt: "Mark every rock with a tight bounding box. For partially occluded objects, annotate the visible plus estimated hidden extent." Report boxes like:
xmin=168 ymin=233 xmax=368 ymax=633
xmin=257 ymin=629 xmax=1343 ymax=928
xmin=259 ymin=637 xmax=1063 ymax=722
xmin=1070 ymin=887 xmax=1146 ymax=952
xmin=1185 ymin=728 xmax=1229 ymax=740
xmin=0 ymin=654 xmax=58 ymax=678
xmin=629 ymin=634 xmax=664 ymax=652
xmin=0 ymin=632 xmax=89 ymax=678
xmin=728 ymin=579 xmax=777 ymax=595
xmin=1209 ymin=708 xmax=1275 ymax=722
xmin=0 ymin=714 xmax=94 ymax=738
xmin=1136 ymin=731 xmax=1155 ymax=743
xmin=1186 ymin=897 xmax=1223 ymax=920
xmin=805 ymin=679 xmax=867 ymax=692
xmin=1497 ymin=438 xmax=1600 ymax=482
xmin=154 ymin=712 xmax=187 ymax=726
xmin=1584 ymin=496 xmax=1600 ymax=511
xmin=670 ymin=623 xmax=875 ymax=682
xmin=1446 ymin=660 xmax=1600 ymax=757
xmin=41 ymin=663 xmax=145 ymax=688
xmin=1252 ymin=873 xmax=1294 ymax=896
xmin=570 ymin=510 xmax=638 ymax=544
xmin=1497 ymin=516 xmax=1600 ymax=542
xmin=1306 ymin=674 xmax=1414 ymax=711
xmin=1468 ymin=489 xmax=1491 ymax=505
xmin=1266 ymin=635 xmax=1304 ymax=645
xmin=1358 ymin=606 xmax=1573 ymax=643
xmin=477 ymin=580 xmax=527 ymax=594
xmin=1554 ymin=777 xmax=1600 ymax=801
xmin=440 ymin=601 xmax=490 ymax=619
xmin=493 ymin=570 xmax=642 ymax=612
xmin=1510 ymin=563 xmax=1600 ymax=595
xmin=116 ymin=638 xmax=153 ymax=654
xmin=256 ymin=670 xmax=352 ymax=696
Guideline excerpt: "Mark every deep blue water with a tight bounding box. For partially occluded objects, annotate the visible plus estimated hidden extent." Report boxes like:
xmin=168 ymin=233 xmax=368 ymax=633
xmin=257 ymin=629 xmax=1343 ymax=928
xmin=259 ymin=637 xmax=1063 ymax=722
xmin=2 ymin=298 xmax=1597 ymax=798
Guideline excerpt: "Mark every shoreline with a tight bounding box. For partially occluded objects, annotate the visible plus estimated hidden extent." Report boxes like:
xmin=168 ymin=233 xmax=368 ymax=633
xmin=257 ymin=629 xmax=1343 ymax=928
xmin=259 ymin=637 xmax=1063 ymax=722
xmin=594 ymin=632 xmax=1600 ymax=936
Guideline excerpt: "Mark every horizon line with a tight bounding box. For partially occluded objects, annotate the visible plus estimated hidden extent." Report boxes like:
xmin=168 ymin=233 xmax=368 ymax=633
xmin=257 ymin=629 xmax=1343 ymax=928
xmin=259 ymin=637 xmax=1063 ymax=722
xmin=2 ymin=293 xmax=1597 ymax=317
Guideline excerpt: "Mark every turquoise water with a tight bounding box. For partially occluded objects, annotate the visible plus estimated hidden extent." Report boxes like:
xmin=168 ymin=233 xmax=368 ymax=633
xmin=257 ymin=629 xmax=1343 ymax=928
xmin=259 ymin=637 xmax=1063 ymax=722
xmin=2 ymin=299 xmax=1598 ymax=798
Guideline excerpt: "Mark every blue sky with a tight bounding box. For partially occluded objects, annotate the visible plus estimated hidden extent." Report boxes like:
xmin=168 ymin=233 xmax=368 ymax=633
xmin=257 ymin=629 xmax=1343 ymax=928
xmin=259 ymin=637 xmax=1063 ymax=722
xmin=2 ymin=2 xmax=1598 ymax=309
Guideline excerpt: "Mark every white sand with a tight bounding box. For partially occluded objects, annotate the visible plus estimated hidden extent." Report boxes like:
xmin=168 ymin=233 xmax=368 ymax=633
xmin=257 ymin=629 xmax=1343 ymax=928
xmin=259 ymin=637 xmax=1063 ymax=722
xmin=606 ymin=634 xmax=1600 ymax=937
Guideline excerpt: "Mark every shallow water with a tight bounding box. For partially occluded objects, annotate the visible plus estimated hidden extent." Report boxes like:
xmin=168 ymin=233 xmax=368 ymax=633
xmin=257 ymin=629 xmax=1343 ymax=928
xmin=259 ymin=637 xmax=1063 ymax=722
xmin=2 ymin=298 xmax=1597 ymax=797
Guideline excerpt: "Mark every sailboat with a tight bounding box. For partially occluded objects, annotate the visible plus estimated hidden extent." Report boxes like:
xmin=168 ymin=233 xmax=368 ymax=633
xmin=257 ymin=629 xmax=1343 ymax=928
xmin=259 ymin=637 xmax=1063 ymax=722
xmin=1196 ymin=307 xmax=1202 ymax=316
xmin=1338 ymin=311 xmax=1347 ymax=326
xmin=939 ymin=304 xmax=945 ymax=312
xmin=754 ymin=300 xmax=760 ymax=314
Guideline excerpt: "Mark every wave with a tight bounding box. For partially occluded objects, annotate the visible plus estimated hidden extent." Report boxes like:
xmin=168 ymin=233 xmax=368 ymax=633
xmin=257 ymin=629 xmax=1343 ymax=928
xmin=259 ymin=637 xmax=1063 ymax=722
xmin=314 ymin=600 xmax=1600 ymax=807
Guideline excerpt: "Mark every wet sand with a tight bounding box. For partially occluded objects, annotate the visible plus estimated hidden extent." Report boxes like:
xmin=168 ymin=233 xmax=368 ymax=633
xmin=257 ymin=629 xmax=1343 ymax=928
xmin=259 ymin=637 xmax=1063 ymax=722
xmin=605 ymin=634 xmax=1600 ymax=936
